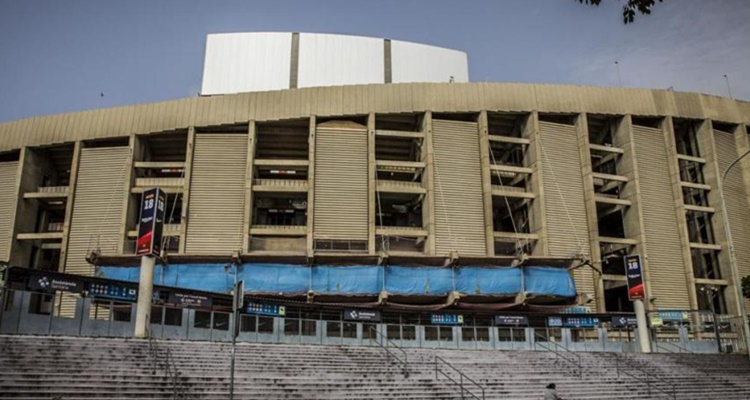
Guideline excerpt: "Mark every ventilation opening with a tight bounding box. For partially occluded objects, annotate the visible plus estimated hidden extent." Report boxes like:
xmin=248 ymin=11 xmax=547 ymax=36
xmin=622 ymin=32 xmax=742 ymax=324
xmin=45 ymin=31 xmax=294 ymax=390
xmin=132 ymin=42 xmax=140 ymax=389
xmin=376 ymin=136 xmax=422 ymax=162
xmin=489 ymin=140 xmax=526 ymax=168
xmin=253 ymin=193 xmax=308 ymax=227
xmin=587 ymin=115 xmax=622 ymax=146
xmin=678 ymin=159 xmax=705 ymax=184
xmin=604 ymin=283 xmax=634 ymax=312
xmin=0 ymin=150 xmax=21 ymax=162
xmin=597 ymin=207 xmax=626 ymax=238
xmin=375 ymin=113 xmax=422 ymax=131
xmin=249 ymin=235 xmax=306 ymax=253
xmin=376 ymin=235 xmax=425 ymax=253
xmin=492 ymin=196 xmax=530 ymax=234
xmin=686 ymin=210 xmax=716 ymax=244
xmin=256 ymin=119 xmax=309 ymax=160
xmin=538 ymin=113 xmax=576 ymax=125
xmin=83 ymin=137 xmax=129 ymax=148
xmin=692 ymin=248 xmax=722 ymax=280
xmin=631 ymin=116 xmax=662 ymax=129
xmin=713 ymin=122 xmax=736 ymax=135
xmin=488 ymin=112 xmax=528 ymax=138
xmin=376 ymin=193 xmax=423 ymax=228
xmin=493 ymin=240 xmax=533 ymax=256
xmin=29 ymin=247 xmax=61 ymax=271
xmin=673 ymin=119 xmax=701 ymax=157
xmin=491 ymin=170 xmax=529 ymax=190
xmin=591 ymin=152 xmax=618 ymax=175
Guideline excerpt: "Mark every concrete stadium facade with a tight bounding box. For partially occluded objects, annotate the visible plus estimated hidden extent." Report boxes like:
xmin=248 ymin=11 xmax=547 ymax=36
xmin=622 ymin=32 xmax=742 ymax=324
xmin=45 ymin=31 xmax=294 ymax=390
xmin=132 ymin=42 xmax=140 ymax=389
xmin=1 ymin=82 xmax=750 ymax=317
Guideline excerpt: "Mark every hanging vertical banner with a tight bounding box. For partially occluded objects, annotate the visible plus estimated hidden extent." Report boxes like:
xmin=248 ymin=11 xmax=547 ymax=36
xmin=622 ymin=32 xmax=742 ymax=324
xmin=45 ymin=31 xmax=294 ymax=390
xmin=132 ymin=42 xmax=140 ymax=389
xmin=136 ymin=188 xmax=166 ymax=257
xmin=624 ymin=254 xmax=645 ymax=301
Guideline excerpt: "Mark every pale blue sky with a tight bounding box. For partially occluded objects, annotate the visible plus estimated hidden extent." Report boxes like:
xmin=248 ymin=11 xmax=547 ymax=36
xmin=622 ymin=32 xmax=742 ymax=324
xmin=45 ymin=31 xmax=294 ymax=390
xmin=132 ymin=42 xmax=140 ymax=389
xmin=0 ymin=0 xmax=748 ymax=123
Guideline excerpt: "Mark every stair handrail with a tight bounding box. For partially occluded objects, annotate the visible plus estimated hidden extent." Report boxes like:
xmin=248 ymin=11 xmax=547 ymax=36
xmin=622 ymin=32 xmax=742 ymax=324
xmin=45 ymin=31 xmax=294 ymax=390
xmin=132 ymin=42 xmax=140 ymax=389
xmin=434 ymin=355 xmax=486 ymax=400
xmin=533 ymin=332 xmax=583 ymax=377
xmin=148 ymin=335 xmax=184 ymax=399
xmin=615 ymin=355 xmax=677 ymax=399
xmin=368 ymin=326 xmax=409 ymax=377
xmin=654 ymin=340 xmax=694 ymax=354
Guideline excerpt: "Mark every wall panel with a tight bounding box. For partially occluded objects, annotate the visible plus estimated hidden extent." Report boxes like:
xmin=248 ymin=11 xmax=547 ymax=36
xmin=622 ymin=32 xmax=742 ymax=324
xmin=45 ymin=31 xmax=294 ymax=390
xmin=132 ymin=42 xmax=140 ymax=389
xmin=184 ymin=133 xmax=248 ymax=254
xmin=313 ymin=121 xmax=368 ymax=241
xmin=431 ymin=119 xmax=486 ymax=256
xmin=65 ymin=147 xmax=130 ymax=276
xmin=633 ymin=125 xmax=690 ymax=309
xmin=0 ymin=161 xmax=19 ymax=261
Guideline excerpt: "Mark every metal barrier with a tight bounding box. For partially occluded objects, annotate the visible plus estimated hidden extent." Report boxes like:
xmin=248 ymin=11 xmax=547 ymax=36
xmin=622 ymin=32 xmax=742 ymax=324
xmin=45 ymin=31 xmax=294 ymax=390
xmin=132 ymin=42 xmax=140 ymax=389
xmin=533 ymin=332 xmax=583 ymax=377
xmin=654 ymin=340 xmax=693 ymax=354
xmin=368 ymin=326 xmax=409 ymax=377
xmin=148 ymin=334 xmax=184 ymax=399
xmin=435 ymin=356 xmax=485 ymax=400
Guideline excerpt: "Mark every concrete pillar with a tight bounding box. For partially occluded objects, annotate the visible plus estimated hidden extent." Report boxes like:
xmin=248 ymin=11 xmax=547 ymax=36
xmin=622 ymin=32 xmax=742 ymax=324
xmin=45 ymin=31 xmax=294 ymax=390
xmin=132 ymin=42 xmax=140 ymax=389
xmin=306 ymin=116 xmax=317 ymax=256
xmin=525 ymin=111 xmax=548 ymax=256
xmin=242 ymin=121 xmax=256 ymax=253
xmin=477 ymin=111 xmax=495 ymax=256
xmin=421 ymin=112 xmax=436 ymax=256
xmin=367 ymin=113 xmax=376 ymax=254
xmin=179 ymin=126 xmax=196 ymax=254
xmin=134 ymin=255 xmax=155 ymax=338
xmin=60 ymin=141 xmax=82 ymax=271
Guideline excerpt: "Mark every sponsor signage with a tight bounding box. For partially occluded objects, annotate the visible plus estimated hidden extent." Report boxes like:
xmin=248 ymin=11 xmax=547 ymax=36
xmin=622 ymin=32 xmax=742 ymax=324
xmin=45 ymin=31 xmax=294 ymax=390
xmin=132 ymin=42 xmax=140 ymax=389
xmin=136 ymin=188 xmax=166 ymax=257
xmin=343 ymin=309 xmax=381 ymax=322
xmin=28 ymin=274 xmax=83 ymax=293
xmin=611 ymin=316 xmax=639 ymax=328
xmin=561 ymin=306 xmax=591 ymax=314
xmin=495 ymin=316 xmax=529 ymax=327
xmin=624 ymin=254 xmax=645 ymax=301
xmin=655 ymin=310 xmax=690 ymax=321
xmin=168 ymin=292 xmax=212 ymax=308
xmin=88 ymin=282 xmax=138 ymax=302
xmin=430 ymin=314 xmax=464 ymax=325
xmin=548 ymin=316 xmax=600 ymax=328
xmin=245 ymin=302 xmax=286 ymax=317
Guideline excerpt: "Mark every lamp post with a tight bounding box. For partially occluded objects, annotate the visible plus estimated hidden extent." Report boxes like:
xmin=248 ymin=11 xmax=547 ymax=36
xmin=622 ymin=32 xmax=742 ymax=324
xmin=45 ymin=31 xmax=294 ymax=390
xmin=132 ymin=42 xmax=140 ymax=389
xmin=717 ymin=148 xmax=750 ymax=357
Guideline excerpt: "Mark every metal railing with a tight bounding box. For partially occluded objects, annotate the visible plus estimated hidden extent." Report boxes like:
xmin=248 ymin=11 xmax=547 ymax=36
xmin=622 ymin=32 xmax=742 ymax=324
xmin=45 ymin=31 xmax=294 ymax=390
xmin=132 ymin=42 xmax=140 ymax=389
xmin=654 ymin=340 xmax=694 ymax=354
xmin=533 ymin=333 xmax=583 ymax=377
xmin=615 ymin=355 xmax=677 ymax=399
xmin=435 ymin=356 xmax=485 ymax=400
xmin=148 ymin=334 xmax=184 ymax=399
xmin=368 ymin=326 xmax=409 ymax=377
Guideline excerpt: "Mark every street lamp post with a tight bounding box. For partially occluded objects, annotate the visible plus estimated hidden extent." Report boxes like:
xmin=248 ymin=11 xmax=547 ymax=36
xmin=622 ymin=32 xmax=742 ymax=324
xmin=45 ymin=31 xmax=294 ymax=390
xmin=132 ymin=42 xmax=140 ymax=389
xmin=717 ymin=148 xmax=750 ymax=358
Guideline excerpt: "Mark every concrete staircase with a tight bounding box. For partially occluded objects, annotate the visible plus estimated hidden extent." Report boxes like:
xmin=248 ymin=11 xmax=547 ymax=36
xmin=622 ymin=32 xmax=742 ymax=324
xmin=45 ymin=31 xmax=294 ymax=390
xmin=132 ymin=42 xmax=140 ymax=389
xmin=1 ymin=334 xmax=749 ymax=399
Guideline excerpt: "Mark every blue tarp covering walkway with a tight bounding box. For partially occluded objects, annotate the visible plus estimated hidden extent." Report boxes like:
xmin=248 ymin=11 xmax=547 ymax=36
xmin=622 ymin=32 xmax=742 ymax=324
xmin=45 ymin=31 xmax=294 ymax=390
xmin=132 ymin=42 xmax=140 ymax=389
xmin=97 ymin=263 xmax=576 ymax=298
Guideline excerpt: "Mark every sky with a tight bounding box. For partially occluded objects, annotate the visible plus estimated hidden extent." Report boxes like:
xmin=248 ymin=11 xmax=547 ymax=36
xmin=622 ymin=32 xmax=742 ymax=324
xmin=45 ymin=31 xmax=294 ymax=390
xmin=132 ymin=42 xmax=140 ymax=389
xmin=0 ymin=0 xmax=748 ymax=123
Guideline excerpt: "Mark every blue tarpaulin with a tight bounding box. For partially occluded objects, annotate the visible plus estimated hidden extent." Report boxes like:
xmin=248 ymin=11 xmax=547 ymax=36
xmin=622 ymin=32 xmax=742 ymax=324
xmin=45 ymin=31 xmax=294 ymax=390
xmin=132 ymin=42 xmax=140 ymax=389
xmin=385 ymin=266 xmax=453 ymax=295
xmin=455 ymin=267 xmax=522 ymax=295
xmin=97 ymin=263 xmax=576 ymax=299
xmin=311 ymin=265 xmax=382 ymax=295
xmin=524 ymin=267 xmax=576 ymax=297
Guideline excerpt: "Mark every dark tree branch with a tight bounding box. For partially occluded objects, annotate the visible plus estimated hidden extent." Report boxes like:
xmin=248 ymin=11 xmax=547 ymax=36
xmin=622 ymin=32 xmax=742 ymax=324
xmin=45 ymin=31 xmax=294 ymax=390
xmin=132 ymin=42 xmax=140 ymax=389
xmin=578 ymin=0 xmax=664 ymax=24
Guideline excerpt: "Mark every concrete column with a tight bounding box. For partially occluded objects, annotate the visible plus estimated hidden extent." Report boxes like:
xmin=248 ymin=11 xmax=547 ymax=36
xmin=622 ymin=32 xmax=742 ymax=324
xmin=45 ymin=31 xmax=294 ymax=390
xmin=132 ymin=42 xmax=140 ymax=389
xmin=421 ymin=112 xmax=436 ymax=256
xmin=306 ymin=116 xmax=317 ymax=256
xmin=662 ymin=117 xmax=699 ymax=311
xmin=179 ymin=127 xmax=196 ymax=254
xmin=242 ymin=121 xmax=256 ymax=253
xmin=616 ymin=116 xmax=654 ymax=306
xmin=733 ymin=124 xmax=750 ymax=315
xmin=575 ymin=113 xmax=604 ymax=312
xmin=134 ymin=255 xmax=155 ymax=338
xmin=60 ymin=141 xmax=82 ymax=271
xmin=525 ymin=111 xmax=548 ymax=256
xmin=477 ymin=111 xmax=495 ymax=256
xmin=634 ymin=299 xmax=652 ymax=352
xmin=117 ymin=134 xmax=138 ymax=254
xmin=367 ymin=113 xmax=376 ymax=254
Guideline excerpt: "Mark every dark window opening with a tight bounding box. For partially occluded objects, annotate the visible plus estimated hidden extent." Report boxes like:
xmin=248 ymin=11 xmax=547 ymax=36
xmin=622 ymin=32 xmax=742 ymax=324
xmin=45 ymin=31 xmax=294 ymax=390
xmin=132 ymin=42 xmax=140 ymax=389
xmin=492 ymin=197 xmax=530 ymax=234
xmin=489 ymin=141 xmax=526 ymax=167
xmin=255 ymin=166 xmax=309 ymax=181
xmin=376 ymin=235 xmax=425 ymax=253
xmin=587 ymin=115 xmax=621 ymax=146
xmin=631 ymin=117 xmax=662 ymax=129
xmin=678 ymin=159 xmax=705 ymax=184
xmin=194 ymin=311 xmax=211 ymax=329
xmin=597 ymin=208 xmax=626 ymax=238
xmin=538 ymin=114 xmax=576 ymax=125
xmin=375 ymin=113 xmax=422 ymax=132
xmin=28 ymin=293 xmax=54 ymax=315
xmin=376 ymin=193 xmax=423 ymax=228
xmin=591 ymin=153 xmax=618 ymax=175
xmin=256 ymin=120 xmax=310 ymax=160
xmin=697 ymin=285 xmax=727 ymax=314
xmin=692 ymin=248 xmax=721 ymax=280
xmin=488 ymin=113 xmax=528 ymax=138
xmin=375 ymin=136 xmax=422 ymax=162
xmin=253 ymin=194 xmax=308 ymax=226
xmin=604 ymin=283 xmax=634 ymax=312
xmin=112 ymin=303 xmax=132 ymax=322
xmin=490 ymin=171 xmax=529 ymax=190
xmin=682 ymin=187 xmax=710 ymax=207
xmin=600 ymin=246 xmax=628 ymax=275
xmin=673 ymin=119 xmax=701 ymax=157
xmin=686 ymin=210 xmax=716 ymax=244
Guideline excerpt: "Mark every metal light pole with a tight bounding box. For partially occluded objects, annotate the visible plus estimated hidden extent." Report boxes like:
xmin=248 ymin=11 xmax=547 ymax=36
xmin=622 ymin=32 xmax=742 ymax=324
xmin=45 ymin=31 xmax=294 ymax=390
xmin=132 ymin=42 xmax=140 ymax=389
xmin=723 ymin=75 xmax=734 ymax=100
xmin=717 ymin=148 xmax=750 ymax=358
xmin=615 ymin=61 xmax=623 ymax=87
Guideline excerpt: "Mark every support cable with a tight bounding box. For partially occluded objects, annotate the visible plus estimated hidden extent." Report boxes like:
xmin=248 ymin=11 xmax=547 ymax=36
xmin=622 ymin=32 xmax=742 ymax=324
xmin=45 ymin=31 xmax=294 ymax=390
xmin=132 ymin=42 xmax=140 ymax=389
xmin=488 ymin=143 xmax=525 ymax=253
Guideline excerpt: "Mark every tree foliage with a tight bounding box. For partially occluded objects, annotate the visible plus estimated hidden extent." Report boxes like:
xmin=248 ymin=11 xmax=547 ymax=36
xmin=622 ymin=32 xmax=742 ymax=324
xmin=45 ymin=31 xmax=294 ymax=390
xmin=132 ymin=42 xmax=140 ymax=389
xmin=578 ymin=0 xmax=664 ymax=24
xmin=743 ymin=275 xmax=750 ymax=299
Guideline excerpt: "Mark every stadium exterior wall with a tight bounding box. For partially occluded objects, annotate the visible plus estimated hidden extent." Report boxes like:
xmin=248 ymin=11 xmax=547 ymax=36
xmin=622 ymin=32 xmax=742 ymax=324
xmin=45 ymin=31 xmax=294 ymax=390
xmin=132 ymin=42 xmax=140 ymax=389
xmin=0 ymin=82 xmax=749 ymax=316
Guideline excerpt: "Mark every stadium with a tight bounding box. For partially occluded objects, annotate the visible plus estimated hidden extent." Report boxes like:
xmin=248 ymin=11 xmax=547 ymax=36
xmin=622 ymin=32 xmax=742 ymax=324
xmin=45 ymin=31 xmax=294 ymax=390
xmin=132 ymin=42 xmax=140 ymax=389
xmin=1 ymin=32 xmax=750 ymax=399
